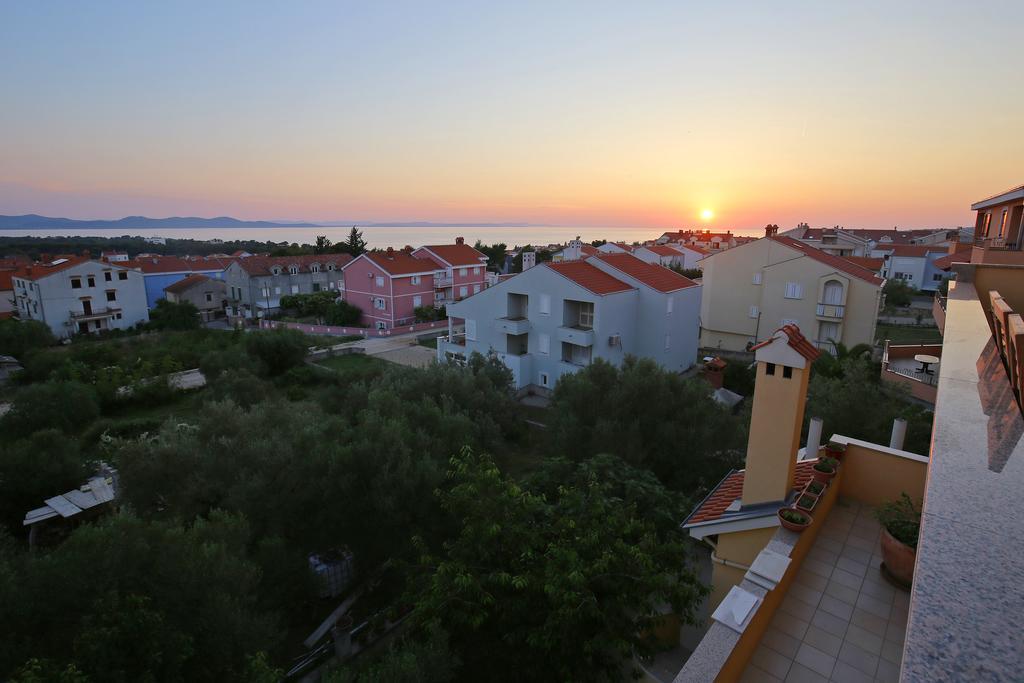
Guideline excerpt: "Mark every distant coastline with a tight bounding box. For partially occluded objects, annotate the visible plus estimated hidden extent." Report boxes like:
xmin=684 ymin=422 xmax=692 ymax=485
xmin=0 ymin=214 xmax=544 ymax=230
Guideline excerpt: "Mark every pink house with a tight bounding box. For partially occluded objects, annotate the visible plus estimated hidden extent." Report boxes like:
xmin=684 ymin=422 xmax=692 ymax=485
xmin=411 ymin=238 xmax=490 ymax=304
xmin=342 ymin=238 xmax=490 ymax=330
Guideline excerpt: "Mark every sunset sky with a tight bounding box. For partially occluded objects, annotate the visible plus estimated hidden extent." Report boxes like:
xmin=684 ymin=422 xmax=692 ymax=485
xmin=1 ymin=1 xmax=1022 ymax=229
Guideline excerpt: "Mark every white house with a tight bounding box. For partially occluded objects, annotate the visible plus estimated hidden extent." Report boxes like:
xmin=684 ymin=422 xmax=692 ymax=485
xmin=438 ymin=253 xmax=701 ymax=392
xmin=634 ymin=244 xmax=706 ymax=270
xmin=876 ymin=245 xmax=949 ymax=291
xmin=10 ymin=256 xmax=149 ymax=338
xmin=596 ymin=242 xmax=635 ymax=255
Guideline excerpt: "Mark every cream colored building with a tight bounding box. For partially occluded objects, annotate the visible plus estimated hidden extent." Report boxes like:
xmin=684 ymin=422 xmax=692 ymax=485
xmin=699 ymin=229 xmax=884 ymax=353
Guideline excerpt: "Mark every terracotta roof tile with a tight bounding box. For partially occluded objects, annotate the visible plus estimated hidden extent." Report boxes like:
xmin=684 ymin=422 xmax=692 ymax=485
xmin=770 ymin=236 xmax=885 ymax=285
xmin=163 ymin=273 xmax=211 ymax=294
xmin=237 ymin=253 xmax=351 ymax=276
xmin=843 ymin=256 xmax=884 ymax=272
xmin=750 ymin=324 xmax=822 ymax=362
xmin=645 ymin=245 xmax=685 ymax=257
xmin=359 ymin=251 xmax=439 ymax=276
xmin=684 ymin=460 xmax=817 ymax=526
xmin=0 ymin=269 xmax=13 ymax=291
xmin=418 ymin=243 xmax=488 ymax=267
xmin=14 ymin=255 xmax=92 ymax=280
xmin=593 ymin=253 xmax=699 ymax=293
xmin=879 ymin=244 xmax=948 ymax=258
xmin=544 ymin=261 xmax=633 ymax=295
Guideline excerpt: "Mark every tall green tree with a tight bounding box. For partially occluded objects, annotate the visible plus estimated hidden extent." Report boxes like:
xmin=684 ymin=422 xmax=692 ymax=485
xmin=148 ymin=298 xmax=201 ymax=331
xmin=407 ymin=449 xmax=706 ymax=682
xmin=0 ymin=430 xmax=89 ymax=531
xmin=314 ymin=235 xmax=333 ymax=254
xmin=0 ymin=320 xmax=55 ymax=360
xmin=342 ymin=227 xmax=367 ymax=256
xmin=547 ymin=357 xmax=745 ymax=491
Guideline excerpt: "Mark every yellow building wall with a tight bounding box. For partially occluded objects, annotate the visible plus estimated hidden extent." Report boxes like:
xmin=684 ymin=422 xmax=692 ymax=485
xmin=971 ymin=264 xmax=1024 ymax=316
xmin=699 ymin=239 xmax=881 ymax=351
xmin=742 ymin=362 xmax=808 ymax=504
xmin=837 ymin=443 xmax=927 ymax=506
xmin=707 ymin=526 xmax=779 ymax=612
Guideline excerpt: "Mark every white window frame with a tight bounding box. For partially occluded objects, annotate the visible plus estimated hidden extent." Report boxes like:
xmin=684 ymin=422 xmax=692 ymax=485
xmin=749 ymin=305 xmax=760 ymax=319
xmin=666 ymin=296 xmax=674 ymax=314
xmin=578 ymin=302 xmax=594 ymax=328
xmin=459 ymin=286 xmax=468 ymax=298
xmin=784 ymin=282 xmax=803 ymax=299
xmin=538 ymin=333 xmax=550 ymax=355
xmin=822 ymin=280 xmax=843 ymax=305
xmin=289 ymin=266 xmax=299 ymax=275
xmin=473 ymin=266 xmax=480 ymax=275
xmin=374 ymin=297 xmax=386 ymax=310
xmin=465 ymin=319 xmax=477 ymax=341
xmin=752 ymin=272 xmax=762 ymax=285
xmin=291 ymin=284 xmax=299 ymax=294
xmin=274 ymin=286 xmax=282 ymax=295
xmin=411 ymin=275 xmax=421 ymax=285
xmin=539 ymin=294 xmax=551 ymax=315
xmin=375 ymin=276 xmax=385 ymax=287
xmin=459 ymin=267 xmax=468 ymax=277
xmin=473 ymin=284 xmax=480 ymax=294
xmin=413 ymin=295 xmax=422 ymax=307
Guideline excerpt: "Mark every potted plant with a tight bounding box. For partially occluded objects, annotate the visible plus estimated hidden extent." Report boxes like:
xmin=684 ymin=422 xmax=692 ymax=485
xmin=778 ymin=507 xmax=812 ymax=532
xmin=812 ymin=456 xmax=838 ymax=483
xmin=795 ymin=492 xmax=818 ymax=513
xmin=805 ymin=480 xmax=826 ymax=497
xmin=875 ymin=493 xmax=921 ymax=587
xmin=826 ymin=441 xmax=846 ymax=460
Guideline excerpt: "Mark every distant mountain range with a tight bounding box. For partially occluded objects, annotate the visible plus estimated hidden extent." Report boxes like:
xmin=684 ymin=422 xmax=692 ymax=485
xmin=0 ymin=214 xmax=539 ymax=229
xmin=0 ymin=214 xmax=318 ymax=229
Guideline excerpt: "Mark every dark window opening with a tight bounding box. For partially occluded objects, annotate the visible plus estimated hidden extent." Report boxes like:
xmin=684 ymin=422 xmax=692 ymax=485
xmin=118 ymin=271 xmax=128 ymax=280
xmin=106 ymin=290 xmax=116 ymax=302
xmin=766 ymin=362 xmax=776 ymax=376
xmin=783 ymin=366 xmax=793 ymax=379
xmin=71 ymin=278 xmax=82 ymax=289
xmin=104 ymin=271 xmax=112 ymax=281
xmin=87 ymin=276 xmax=95 ymax=287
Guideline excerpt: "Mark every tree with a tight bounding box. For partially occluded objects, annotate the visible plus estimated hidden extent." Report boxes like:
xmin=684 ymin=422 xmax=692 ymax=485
xmin=0 ymin=512 xmax=280 ymax=682
xmin=148 ymin=298 xmax=201 ymax=331
xmin=406 ymin=449 xmax=706 ymax=682
xmin=341 ymin=227 xmax=367 ymax=257
xmin=883 ymin=279 xmax=916 ymax=308
xmin=1 ymin=382 xmax=100 ymax=438
xmin=324 ymin=299 xmax=363 ymax=326
xmin=324 ymin=629 xmax=457 ymax=683
xmin=244 ymin=328 xmax=308 ymax=376
xmin=667 ymin=264 xmax=703 ymax=280
xmin=473 ymin=241 xmax=507 ymax=272
xmin=804 ymin=357 xmax=933 ymax=455
xmin=547 ymin=357 xmax=745 ymax=491
xmin=0 ymin=430 xmax=89 ymax=531
xmin=314 ymin=235 xmax=333 ymax=254
xmin=0 ymin=320 xmax=55 ymax=360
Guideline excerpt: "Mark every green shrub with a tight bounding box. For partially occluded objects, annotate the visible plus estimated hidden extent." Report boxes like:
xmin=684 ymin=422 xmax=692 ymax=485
xmin=148 ymin=299 xmax=201 ymax=331
xmin=0 ymin=320 xmax=55 ymax=360
xmin=1 ymin=382 xmax=100 ymax=438
xmin=244 ymin=328 xmax=308 ymax=376
xmin=875 ymin=493 xmax=921 ymax=548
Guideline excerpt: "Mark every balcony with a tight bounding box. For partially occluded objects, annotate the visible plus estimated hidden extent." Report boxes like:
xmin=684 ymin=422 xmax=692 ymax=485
xmin=815 ymin=303 xmax=845 ymax=319
xmin=496 ymin=316 xmax=530 ymax=335
xmin=69 ymin=306 xmax=121 ymax=322
xmin=557 ymin=325 xmax=594 ymax=346
xmin=881 ymin=341 xmax=941 ymax=404
xmin=433 ymin=274 xmax=453 ymax=288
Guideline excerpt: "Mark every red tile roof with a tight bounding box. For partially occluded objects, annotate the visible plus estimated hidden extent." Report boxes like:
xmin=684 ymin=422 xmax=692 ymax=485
xmin=237 ymin=253 xmax=351 ymax=276
xmin=612 ymin=242 xmax=636 ymax=252
xmin=644 ymin=245 xmax=684 ymax=257
xmin=880 ymin=244 xmax=948 ymax=258
xmin=750 ymin=324 xmax=822 ymax=362
xmin=361 ymin=251 xmax=439 ymax=276
xmin=770 ymin=236 xmax=884 ymax=285
xmin=163 ymin=273 xmax=211 ymax=294
xmin=684 ymin=460 xmax=818 ymax=526
xmin=593 ymin=253 xmax=699 ymax=293
xmin=843 ymin=256 xmax=884 ymax=272
xmin=418 ymin=243 xmax=488 ymax=267
xmin=932 ymin=252 xmax=971 ymax=270
xmin=581 ymin=244 xmax=599 ymax=256
xmin=545 ymin=261 xmax=634 ymax=295
xmin=14 ymin=255 xmax=92 ymax=281
xmin=0 ymin=269 xmax=13 ymax=291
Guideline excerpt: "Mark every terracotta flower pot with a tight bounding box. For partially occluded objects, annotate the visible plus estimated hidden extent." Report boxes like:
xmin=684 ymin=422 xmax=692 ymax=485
xmin=880 ymin=527 xmax=916 ymax=587
xmin=826 ymin=444 xmax=845 ymax=460
xmin=805 ymin=480 xmax=827 ymax=497
xmin=778 ymin=508 xmax=812 ymax=532
xmin=812 ymin=466 xmax=835 ymax=484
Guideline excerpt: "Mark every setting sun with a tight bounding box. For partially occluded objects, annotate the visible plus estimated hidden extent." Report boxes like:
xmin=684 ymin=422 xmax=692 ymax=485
xmin=700 ymin=208 xmax=714 ymax=221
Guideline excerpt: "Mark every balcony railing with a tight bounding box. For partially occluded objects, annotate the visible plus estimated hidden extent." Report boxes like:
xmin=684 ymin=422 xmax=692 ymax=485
xmin=434 ymin=275 xmax=453 ymax=287
xmin=816 ymin=303 xmax=845 ymax=318
xmin=69 ymin=307 xmax=121 ymax=322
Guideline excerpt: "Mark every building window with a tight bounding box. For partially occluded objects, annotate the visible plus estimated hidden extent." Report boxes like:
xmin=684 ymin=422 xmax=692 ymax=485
xmin=766 ymin=362 xmax=776 ymax=376
xmin=749 ymin=305 xmax=759 ymax=318
xmin=289 ymin=266 xmax=299 ymax=275
xmin=933 ymin=273 xmax=944 ymax=281
xmin=376 ymin=321 xmax=386 ymax=330
xmin=752 ymin=272 xmax=762 ymax=285
xmin=313 ymin=283 xmax=321 ymax=292
xmin=413 ymin=295 xmax=422 ymax=307
xmin=261 ymin=287 xmax=270 ymax=297
xmin=578 ymin=302 xmax=594 ymax=328
xmin=473 ymin=284 xmax=480 ymax=294
xmin=664 ymin=334 xmax=671 ymax=350
xmin=459 ymin=286 xmax=468 ymax=298
xmin=374 ymin=297 xmax=386 ymax=310
xmin=327 ymin=263 xmax=335 ymax=271
xmin=999 ymin=210 xmax=1008 ymax=238
xmin=272 ymin=266 xmax=282 ymax=275
xmin=291 ymin=284 xmax=299 ymax=294
xmin=87 ymin=276 xmax=95 ymax=287
xmin=781 ymin=318 xmax=799 ymax=327
xmin=538 ymin=333 xmax=550 ymax=355
xmin=822 ymin=280 xmax=843 ymax=305
xmin=460 ymin=268 xmax=468 ymax=276
xmin=376 ymin=276 xmax=384 ymax=287
xmin=784 ymin=282 xmax=803 ymax=299
xmin=667 ymin=297 xmax=674 ymax=314
xmin=118 ymin=271 xmax=128 ymax=281
xmin=71 ymin=278 xmax=82 ymax=289
xmin=465 ymin=319 xmax=477 ymax=341
xmin=115 ymin=313 xmax=122 ymax=320
xmin=411 ymin=275 xmax=420 ymax=285
xmin=783 ymin=366 xmax=793 ymax=379
xmin=473 ymin=267 xmax=480 ymax=275
xmin=539 ymin=372 xmax=549 ymax=387
xmin=104 ymin=271 xmax=112 ymax=281
xmin=311 ymin=264 xmax=320 ymax=273
xmin=205 ymin=292 xmax=213 ymax=302
xmin=539 ymin=294 xmax=551 ymax=315
xmin=105 ymin=290 xmax=116 ymax=302
xmin=274 ymin=286 xmax=281 ymax=295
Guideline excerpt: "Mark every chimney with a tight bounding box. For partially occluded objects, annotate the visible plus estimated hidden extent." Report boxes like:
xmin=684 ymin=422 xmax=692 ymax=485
xmin=455 ymin=236 xmax=464 ymax=245
xmin=403 ymin=245 xmax=414 ymax=253
xmin=386 ymin=247 xmax=394 ymax=257
xmin=741 ymin=325 xmax=818 ymax=506
xmin=889 ymin=418 xmax=907 ymax=450
xmin=764 ymin=224 xmax=779 ymax=237
xmin=805 ymin=417 xmax=823 ymax=458
xmin=701 ymin=357 xmax=726 ymax=389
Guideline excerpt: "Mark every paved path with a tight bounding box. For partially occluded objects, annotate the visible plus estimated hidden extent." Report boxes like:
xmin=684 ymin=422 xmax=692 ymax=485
xmin=373 ymin=345 xmax=436 ymax=368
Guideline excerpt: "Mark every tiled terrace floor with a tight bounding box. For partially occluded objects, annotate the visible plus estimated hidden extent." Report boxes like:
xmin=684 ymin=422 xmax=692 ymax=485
xmin=886 ymin=357 xmax=939 ymax=386
xmin=740 ymin=499 xmax=910 ymax=683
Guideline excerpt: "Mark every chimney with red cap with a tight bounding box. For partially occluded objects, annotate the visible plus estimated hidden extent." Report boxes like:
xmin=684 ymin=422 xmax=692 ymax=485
xmin=455 ymin=236 xmax=464 ymax=245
